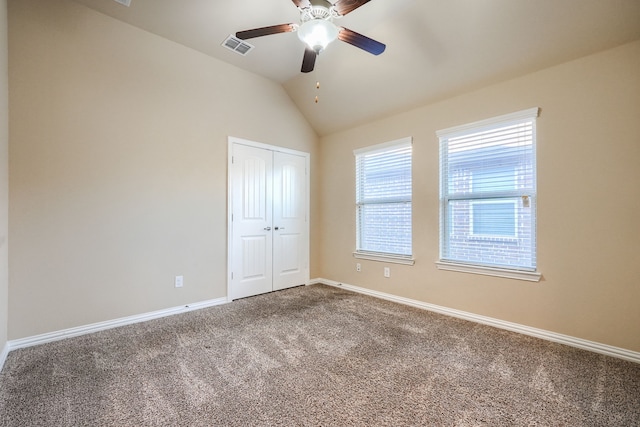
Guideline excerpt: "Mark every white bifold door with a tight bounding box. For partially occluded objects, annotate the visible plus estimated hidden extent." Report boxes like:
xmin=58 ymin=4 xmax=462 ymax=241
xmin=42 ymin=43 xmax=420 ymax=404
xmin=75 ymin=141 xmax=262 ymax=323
xmin=229 ymin=141 xmax=309 ymax=300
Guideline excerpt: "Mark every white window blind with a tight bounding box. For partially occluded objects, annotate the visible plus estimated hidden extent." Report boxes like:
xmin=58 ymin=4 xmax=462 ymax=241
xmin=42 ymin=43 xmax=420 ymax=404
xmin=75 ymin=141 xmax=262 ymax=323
xmin=355 ymin=138 xmax=412 ymax=259
xmin=438 ymin=108 xmax=539 ymax=271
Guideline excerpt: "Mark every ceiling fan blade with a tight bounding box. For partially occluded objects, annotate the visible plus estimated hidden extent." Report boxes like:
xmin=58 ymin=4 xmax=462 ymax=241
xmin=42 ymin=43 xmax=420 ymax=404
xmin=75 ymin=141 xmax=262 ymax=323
xmin=291 ymin=0 xmax=311 ymax=8
xmin=338 ymin=27 xmax=386 ymax=55
xmin=333 ymin=0 xmax=371 ymax=16
xmin=301 ymin=47 xmax=317 ymax=73
xmin=236 ymin=24 xmax=296 ymax=40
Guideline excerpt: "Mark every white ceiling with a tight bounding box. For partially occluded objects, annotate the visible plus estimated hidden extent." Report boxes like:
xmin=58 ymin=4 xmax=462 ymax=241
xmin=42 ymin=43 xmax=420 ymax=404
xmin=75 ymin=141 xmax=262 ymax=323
xmin=71 ymin=0 xmax=640 ymax=136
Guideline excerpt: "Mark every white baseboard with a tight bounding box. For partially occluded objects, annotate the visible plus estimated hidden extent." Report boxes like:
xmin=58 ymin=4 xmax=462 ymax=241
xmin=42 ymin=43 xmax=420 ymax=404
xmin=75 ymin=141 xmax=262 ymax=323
xmin=7 ymin=297 xmax=229 ymax=353
xmin=0 ymin=342 xmax=9 ymax=373
xmin=4 ymin=282 xmax=638 ymax=366
xmin=310 ymin=278 xmax=640 ymax=364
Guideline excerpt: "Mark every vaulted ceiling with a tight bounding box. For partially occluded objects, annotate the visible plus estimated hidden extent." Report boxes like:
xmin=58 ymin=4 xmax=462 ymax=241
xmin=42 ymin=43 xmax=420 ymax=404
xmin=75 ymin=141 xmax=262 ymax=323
xmin=71 ymin=0 xmax=640 ymax=136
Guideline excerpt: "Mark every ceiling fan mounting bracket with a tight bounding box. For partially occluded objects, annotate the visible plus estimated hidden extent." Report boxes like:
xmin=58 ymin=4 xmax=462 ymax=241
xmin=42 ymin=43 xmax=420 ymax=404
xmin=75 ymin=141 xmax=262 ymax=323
xmin=299 ymin=0 xmax=340 ymax=23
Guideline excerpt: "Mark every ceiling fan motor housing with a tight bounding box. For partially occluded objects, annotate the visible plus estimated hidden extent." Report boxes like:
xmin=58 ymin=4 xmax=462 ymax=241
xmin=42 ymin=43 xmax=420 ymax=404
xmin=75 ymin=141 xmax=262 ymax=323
xmin=300 ymin=0 xmax=338 ymax=23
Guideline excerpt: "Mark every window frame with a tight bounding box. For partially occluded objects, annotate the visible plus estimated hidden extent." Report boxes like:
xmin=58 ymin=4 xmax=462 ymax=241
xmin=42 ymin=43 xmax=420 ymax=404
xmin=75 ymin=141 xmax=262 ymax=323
xmin=436 ymin=108 xmax=541 ymax=281
xmin=353 ymin=137 xmax=414 ymax=265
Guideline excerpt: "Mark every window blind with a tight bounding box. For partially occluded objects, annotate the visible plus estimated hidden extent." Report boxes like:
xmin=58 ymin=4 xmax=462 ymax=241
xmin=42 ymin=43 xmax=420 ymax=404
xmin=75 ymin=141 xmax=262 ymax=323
xmin=438 ymin=108 xmax=539 ymax=271
xmin=355 ymin=138 xmax=412 ymax=257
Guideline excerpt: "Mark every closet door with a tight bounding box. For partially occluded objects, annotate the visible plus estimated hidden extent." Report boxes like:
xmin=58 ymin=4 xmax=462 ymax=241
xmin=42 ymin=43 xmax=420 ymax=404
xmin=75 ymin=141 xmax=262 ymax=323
xmin=272 ymin=151 xmax=308 ymax=291
xmin=229 ymin=142 xmax=309 ymax=300
xmin=230 ymin=144 xmax=274 ymax=300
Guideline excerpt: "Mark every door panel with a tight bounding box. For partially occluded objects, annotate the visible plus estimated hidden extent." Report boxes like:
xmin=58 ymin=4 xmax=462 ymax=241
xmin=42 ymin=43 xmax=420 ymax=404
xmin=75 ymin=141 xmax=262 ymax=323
xmin=273 ymin=151 xmax=308 ymax=291
xmin=279 ymin=234 xmax=301 ymax=272
xmin=241 ymin=236 xmax=268 ymax=279
xmin=231 ymin=144 xmax=273 ymax=300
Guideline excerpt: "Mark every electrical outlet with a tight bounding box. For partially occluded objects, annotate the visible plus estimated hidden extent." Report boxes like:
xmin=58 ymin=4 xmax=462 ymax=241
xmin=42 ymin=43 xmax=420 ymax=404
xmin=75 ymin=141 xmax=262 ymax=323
xmin=384 ymin=267 xmax=390 ymax=278
xmin=175 ymin=275 xmax=184 ymax=288
xmin=356 ymin=263 xmax=361 ymax=272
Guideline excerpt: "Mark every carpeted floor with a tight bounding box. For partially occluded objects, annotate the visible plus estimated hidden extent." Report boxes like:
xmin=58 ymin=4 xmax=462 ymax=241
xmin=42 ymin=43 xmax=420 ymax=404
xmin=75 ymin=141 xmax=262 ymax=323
xmin=0 ymin=284 xmax=638 ymax=426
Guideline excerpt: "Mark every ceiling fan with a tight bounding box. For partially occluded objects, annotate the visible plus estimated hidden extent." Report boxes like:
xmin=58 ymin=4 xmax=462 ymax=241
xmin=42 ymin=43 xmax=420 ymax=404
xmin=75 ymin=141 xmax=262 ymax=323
xmin=235 ymin=0 xmax=386 ymax=73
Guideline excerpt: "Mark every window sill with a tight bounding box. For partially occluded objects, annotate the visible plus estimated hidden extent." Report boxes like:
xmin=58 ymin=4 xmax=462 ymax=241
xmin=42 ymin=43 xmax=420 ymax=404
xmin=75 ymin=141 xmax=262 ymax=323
xmin=353 ymin=252 xmax=415 ymax=266
xmin=435 ymin=261 xmax=541 ymax=282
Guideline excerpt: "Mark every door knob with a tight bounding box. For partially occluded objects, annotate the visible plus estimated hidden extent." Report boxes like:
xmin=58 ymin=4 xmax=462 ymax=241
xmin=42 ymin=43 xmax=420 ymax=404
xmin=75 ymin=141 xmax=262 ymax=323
xmin=275 ymin=227 xmax=285 ymax=231
xmin=264 ymin=227 xmax=271 ymax=231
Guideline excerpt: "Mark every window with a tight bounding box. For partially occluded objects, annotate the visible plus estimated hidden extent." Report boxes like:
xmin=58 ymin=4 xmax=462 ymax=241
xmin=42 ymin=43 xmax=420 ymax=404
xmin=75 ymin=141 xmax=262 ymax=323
xmin=437 ymin=108 xmax=540 ymax=281
xmin=354 ymin=137 xmax=413 ymax=264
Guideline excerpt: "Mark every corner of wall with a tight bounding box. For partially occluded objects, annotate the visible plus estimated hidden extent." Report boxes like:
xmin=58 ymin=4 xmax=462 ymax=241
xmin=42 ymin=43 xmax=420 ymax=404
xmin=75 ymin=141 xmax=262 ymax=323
xmin=0 ymin=0 xmax=9 ymax=372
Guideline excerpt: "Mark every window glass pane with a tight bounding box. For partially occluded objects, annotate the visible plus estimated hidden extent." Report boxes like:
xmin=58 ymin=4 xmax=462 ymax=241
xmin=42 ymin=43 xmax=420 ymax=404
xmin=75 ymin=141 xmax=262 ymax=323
xmin=446 ymin=197 xmax=535 ymax=268
xmin=472 ymin=201 xmax=516 ymax=237
xmin=361 ymin=156 xmax=412 ymax=201
xmin=358 ymin=203 xmax=412 ymax=255
xmin=472 ymin=167 xmax=516 ymax=193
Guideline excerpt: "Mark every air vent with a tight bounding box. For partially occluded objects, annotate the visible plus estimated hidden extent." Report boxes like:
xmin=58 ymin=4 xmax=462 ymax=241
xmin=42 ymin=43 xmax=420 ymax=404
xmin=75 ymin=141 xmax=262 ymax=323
xmin=222 ymin=35 xmax=255 ymax=56
xmin=113 ymin=0 xmax=131 ymax=6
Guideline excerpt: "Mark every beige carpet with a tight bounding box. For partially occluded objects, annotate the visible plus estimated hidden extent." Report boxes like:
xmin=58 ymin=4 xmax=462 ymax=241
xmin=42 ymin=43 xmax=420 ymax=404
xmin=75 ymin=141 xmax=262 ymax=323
xmin=0 ymin=284 xmax=638 ymax=426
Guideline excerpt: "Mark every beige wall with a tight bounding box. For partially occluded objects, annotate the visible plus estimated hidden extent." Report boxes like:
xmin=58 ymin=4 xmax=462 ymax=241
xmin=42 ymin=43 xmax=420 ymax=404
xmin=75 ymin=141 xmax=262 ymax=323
xmin=0 ymin=0 xmax=8 ymax=352
xmin=318 ymin=40 xmax=640 ymax=352
xmin=8 ymin=0 xmax=318 ymax=339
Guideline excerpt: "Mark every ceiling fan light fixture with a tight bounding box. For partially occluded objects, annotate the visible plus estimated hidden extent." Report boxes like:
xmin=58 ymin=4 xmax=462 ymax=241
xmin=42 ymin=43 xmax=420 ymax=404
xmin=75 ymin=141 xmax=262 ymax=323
xmin=297 ymin=19 xmax=339 ymax=53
